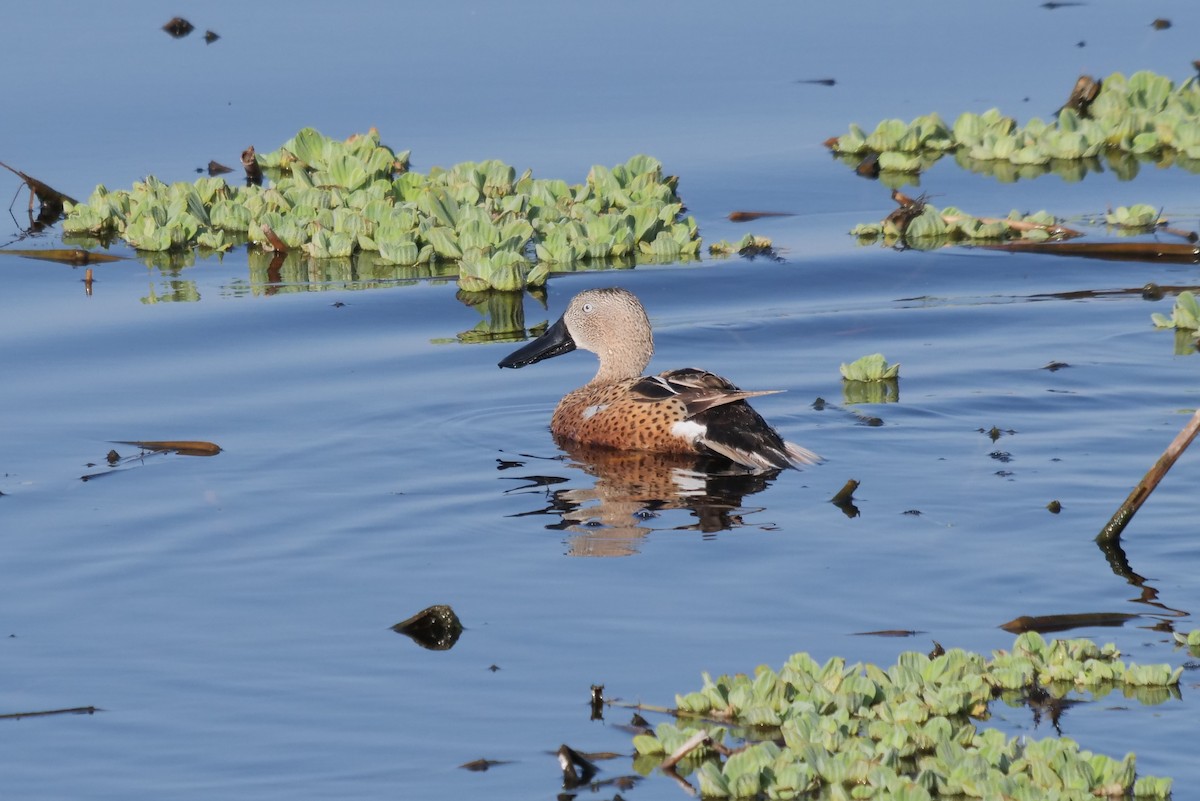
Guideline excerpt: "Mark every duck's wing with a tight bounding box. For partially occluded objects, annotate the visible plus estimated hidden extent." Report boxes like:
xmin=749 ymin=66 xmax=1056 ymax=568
xmin=634 ymin=369 xmax=821 ymax=471
xmin=630 ymin=368 xmax=781 ymax=415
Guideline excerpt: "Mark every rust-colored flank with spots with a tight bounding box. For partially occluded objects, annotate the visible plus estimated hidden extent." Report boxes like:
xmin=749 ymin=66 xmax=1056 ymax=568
xmin=499 ymin=287 xmax=820 ymax=473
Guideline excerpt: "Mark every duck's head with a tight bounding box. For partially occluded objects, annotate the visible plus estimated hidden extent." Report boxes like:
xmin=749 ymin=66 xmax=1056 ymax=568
xmin=498 ymin=287 xmax=654 ymax=381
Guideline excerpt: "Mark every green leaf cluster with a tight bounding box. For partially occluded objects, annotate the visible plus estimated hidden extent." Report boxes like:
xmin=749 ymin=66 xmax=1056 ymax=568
xmin=852 ymin=205 xmax=1061 ymax=248
xmin=1151 ymin=291 xmax=1200 ymax=330
xmin=840 ymin=353 xmax=900 ymax=382
xmin=634 ymin=632 xmax=1177 ymax=800
xmin=1104 ymin=203 xmax=1163 ymax=231
xmin=708 ymin=234 xmax=775 ymax=258
xmin=828 ymin=70 xmax=1200 ymax=173
xmin=60 ymin=128 xmax=699 ymax=291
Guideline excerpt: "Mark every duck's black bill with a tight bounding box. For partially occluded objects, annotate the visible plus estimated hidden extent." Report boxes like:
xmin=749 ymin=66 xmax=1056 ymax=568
xmin=498 ymin=316 xmax=576 ymax=368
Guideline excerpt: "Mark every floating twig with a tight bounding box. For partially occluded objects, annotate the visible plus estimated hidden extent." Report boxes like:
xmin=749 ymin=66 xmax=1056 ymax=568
xmin=0 ymin=706 xmax=99 ymax=720
xmin=1097 ymin=408 xmax=1200 ymax=544
xmin=984 ymin=240 xmax=1200 ymax=263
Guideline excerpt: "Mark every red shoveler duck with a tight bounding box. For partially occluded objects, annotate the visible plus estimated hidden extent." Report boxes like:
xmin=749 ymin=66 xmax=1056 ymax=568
xmin=498 ymin=287 xmax=820 ymax=473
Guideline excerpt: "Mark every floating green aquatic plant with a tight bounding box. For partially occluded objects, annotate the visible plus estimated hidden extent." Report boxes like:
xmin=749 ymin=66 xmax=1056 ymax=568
xmin=60 ymin=128 xmax=701 ymax=291
xmin=707 ymin=234 xmax=778 ymax=260
xmin=1106 ymin=203 xmax=1164 ymax=230
xmin=1151 ymin=291 xmax=1200 ymax=330
xmin=840 ymin=353 xmax=900 ymax=382
xmin=828 ymin=71 xmax=1200 ymax=177
xmin=851 ymin=197 xmax=1072 ymax=248
xmin=632 ymin=632 xmax=1177 ymax=800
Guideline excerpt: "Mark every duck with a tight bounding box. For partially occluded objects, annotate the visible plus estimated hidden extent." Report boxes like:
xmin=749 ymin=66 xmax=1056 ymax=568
xmin=498 ymin=287 xmax=819 ymax=473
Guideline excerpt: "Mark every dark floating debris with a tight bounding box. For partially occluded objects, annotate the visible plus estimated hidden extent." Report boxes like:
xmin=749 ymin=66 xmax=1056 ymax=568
xmin=207 ymin=160 xmax=233 ymax=176
xmin=114 ymin=440 xmax=222 ymax=456
xmin=1098 ymin=407 xmax=1200 ymax=545
xmin=1040 ymin=1 xmax=1085 ymax=7
xmin=0 ymin=248 xmax=121 ymax=266
xmin=204 ymin=30 xmax=220 ymax=44
xmin=162 ymin=17 xmax=194 ymax=38
xmin=557 ymin=744 xmax=599 ymax=788
xmin=1060 ymin=74 xmax=1101 ymax=118
xmin=392 ymin=604 xmax=463 ymax=650
xmin=1042 ymin=361 xmax=1070 ymax=371
xmin=853 ymin=629 xmax=920 ymax=637
xmin=1000 ymin=612 xmax=1139 ymax=634
xmin=727 ymin=210 xmax=794 ymax=223
xmin=590 ymin=684 xmax=605 ymax=720
xmin=105 ymin=449 xmax=120 ymax=465
xmin=795 ymin=78 xmax=836 ymax=86
xmin=0 ymin=705 xmax=100 ymax=720
xmin=241 ymin=145 xmax=263 ymax=186
xmin=829 ymin=479 xmax=859 ymax=508
xmin=928 ymin=641 xmax=945 ymax=659
xmin=0 ymin=160 xmax=78 ymax=229
xmin=1151 ymin=18 xmax=1171 ymax=30
xmin=458 ymin=758 xmax=511 ymax=772
xmin=1047 ymin=500 xmax=1063 ymax=514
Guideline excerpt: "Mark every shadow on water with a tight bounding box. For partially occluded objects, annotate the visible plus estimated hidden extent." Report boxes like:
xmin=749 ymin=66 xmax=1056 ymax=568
xmin=498 ymin=437 xmax=788 ymax=557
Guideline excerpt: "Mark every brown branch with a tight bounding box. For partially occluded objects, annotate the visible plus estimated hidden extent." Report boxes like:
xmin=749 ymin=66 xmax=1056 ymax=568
xmin=1097 ymin=408 xmax=1200 ymax=544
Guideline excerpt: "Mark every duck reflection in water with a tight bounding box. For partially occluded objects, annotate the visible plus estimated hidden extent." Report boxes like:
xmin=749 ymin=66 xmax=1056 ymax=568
xmin=501 ymin=437 xmax=788 ymax=557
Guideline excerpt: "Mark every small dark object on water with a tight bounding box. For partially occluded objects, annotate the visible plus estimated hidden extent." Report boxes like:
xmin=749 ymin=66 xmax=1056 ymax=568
xmin=1047 ymin=500 xmax=1063 ymax=514
xmin=83 ymin=267 xmax=94 ymax=296
xmin=1151 ymin=18 xmax=1171 ymax=30
xmin=929 ymin=641 xmax=945 ymax=658
xmin=1076 ymin=40 xmax=1086 ymax=47
xmin=331 ymin=301 xmax=346 ymax=308
xmin=0 ymin=705 xmax=100 ymax=720
xmin=727 ymin=210 xmax=794 ymax=223
xmin=204 ymin=30 xmax=220 ymax=44
xmin=902 ymin=509 xmax=921 ymax=516
xmin=115 ymin=440 xmax=222 ymax=457
xmin=459 ymin=758 xmax=511 ymax=772
xmin=853 ymin=629 xmax=919 ymax=637
xmin=1041 ymin=1 xmax=1085 ymax=8
xmin=106 ymin=449 xmax=120 ymax=465
xmin=557 ymin=744 xmax=598 ymax=788
xmin=242 ymin=146 xmax=263 ymax=186
xmin=855 ymin=153 xmax=880 ymax=178
xmin=590 ymin=684 xmax=605 ymax=720
xmin=162 ymin=17 xmax=194 ymax=38
xmin=829 ymin=479 xmax=859 ymax=506
xmin=811 ymin=397 xmax=827 ymax=411
xmin=795 ymin=78 xmax=836 ymax=86
xmin=207 ymin=160 xmax=233 ymax=176
xmin=392 ymin=604 xmax=463 ymax=650
xmin=1043 ymin=361 xmax=1070 ymax=371
xmin=1142 ymin=283 xmax=1164 ymax=300
xmin=487 ymin=664 xmax=500 ymax=672
xmin=1061 ymin=75 xmax=1101 ymax=118
xmin=1001 ymin=612 xmax=1138 ymax=634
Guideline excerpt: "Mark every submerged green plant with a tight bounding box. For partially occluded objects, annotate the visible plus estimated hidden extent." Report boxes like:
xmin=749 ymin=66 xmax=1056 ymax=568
xmin=60 ymin=128 xmax=702 ymax=291
xmin=840 ymin=353 xmax=900 ymax=382
xmin=632 ymin=632 xmax=1178 ymax=800
xmin=1151 ymin=291 xmax=1200 ymax=330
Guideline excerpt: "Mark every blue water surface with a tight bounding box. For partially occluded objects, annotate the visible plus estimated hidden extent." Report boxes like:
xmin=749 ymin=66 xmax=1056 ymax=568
xmin=3 ymin=2 xmax=1200 ymax=800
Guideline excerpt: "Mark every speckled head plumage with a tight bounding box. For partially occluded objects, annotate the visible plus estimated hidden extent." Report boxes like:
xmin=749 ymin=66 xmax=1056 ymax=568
xmin=499 ymin=287 xmax=820 ymax=473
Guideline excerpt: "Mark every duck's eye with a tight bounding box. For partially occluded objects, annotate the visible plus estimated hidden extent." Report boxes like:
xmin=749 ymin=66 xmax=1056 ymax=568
xmin=582 ymin=303 xmax=593 ymax=313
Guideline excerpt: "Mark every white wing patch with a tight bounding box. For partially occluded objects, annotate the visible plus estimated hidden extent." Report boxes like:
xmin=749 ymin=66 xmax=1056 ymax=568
xmin=582 ymin=403 xmax=608 ymax=420
xmin=670 ymin=419 xmax=707 ymax=444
